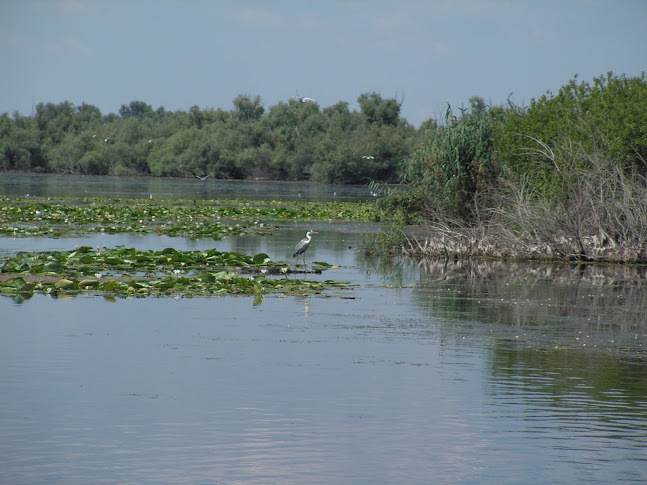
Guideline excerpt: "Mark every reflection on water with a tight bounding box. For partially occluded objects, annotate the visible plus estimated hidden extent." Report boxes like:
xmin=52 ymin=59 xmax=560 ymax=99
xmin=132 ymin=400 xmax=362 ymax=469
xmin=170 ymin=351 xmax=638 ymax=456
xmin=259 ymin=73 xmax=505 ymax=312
xmin=1 ymin=176 xmax=646 ymax=483
xmin=0 ymin=173 xmax=375 ymax=201
xmin=407 ymin=259 xmax=647 ymax=355
xmin=486 ymin=344 xmax=647 ymax=483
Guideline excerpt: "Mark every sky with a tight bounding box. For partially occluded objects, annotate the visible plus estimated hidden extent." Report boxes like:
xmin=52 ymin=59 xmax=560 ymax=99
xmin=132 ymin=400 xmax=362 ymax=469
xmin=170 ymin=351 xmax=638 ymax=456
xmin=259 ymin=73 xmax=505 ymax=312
xmin=1 ymin=0 xmax=646 ymax=127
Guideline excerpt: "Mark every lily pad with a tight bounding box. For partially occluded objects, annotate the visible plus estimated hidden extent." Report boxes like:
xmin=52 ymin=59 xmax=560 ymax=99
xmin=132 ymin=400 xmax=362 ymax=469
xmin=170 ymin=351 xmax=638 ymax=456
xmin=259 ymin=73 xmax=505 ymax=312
xmin=78 ymin=279 xmax=101 ymax=289
xmin=55 ymin=279 xmax=76 ymax=289
xmin=252 ymin=253 xmax=270 ymax=264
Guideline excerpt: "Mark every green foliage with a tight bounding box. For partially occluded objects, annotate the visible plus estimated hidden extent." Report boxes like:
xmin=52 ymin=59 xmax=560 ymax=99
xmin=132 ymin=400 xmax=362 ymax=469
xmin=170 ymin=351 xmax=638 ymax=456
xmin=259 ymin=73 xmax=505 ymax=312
xmin=232 ymin=95 xmax=265 ymax=121
xmin=397 ymin=102 xmax=496 ymax=222
xmin=0 ymin=246 xmax=349 ymax=299
xmin=492 ymin=72 xmax=647 ymax=194
xmin=360 ymin=218 xmax=406 ymax=256
xmin=119 ymin=100 xmax=155 ymax=119
xmin=3 ymin=73 xmax=645 ymax=196
xmin=358 ymin=92 xmax=402 ymax=126
xmin=0 ymin=114 xmax=45 ymax=171
xmin=0 ymin=92 xmax=414 ymax=184
xmin=0 ymin=196 xmax=380 ymax=239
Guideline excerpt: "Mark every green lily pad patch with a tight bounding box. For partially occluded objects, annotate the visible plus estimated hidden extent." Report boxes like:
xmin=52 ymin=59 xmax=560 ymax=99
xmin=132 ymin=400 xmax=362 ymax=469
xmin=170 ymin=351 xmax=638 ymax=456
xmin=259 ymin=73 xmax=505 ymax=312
xmin=0 ymin=246 xmax=351 ymax=300
xmin=0 ymin=196 xmax=379 ymax=239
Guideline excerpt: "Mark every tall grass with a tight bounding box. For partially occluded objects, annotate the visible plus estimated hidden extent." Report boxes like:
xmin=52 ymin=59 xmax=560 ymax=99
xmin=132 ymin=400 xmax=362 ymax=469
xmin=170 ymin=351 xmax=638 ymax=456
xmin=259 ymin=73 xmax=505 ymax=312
xmin=398 ymin=105 xmax=497 ymax=223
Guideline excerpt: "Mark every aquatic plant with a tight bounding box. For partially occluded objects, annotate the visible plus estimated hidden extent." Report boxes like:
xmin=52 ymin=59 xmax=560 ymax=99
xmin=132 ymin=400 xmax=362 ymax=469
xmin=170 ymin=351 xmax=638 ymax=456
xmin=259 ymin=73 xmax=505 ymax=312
xmin=0 ymin=196 xmax=380 ymax=238
xmin=0 ymin=246 xmax=351 ymax=301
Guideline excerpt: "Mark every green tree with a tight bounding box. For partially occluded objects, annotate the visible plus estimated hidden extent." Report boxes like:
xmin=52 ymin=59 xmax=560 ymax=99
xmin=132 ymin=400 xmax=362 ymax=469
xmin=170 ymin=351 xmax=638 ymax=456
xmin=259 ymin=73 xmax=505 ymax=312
xmin=0 ymin=114 xmax=45 ymax=171
xmin=119 ymin=100 xmax=155 ymax=119
xmin=232 ymin=95 xmax=264 ymax=121
xmin=358 ymin=92 xmax=402 ymax=126
xmin=492 ymin=72 xmax=647 ymax=194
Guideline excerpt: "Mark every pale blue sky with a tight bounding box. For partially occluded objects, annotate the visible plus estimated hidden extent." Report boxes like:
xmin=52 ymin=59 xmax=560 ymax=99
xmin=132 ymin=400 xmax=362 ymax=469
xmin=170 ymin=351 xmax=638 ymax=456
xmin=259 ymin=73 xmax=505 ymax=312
xmin=1 ymin=0 xmax=645 ymax=126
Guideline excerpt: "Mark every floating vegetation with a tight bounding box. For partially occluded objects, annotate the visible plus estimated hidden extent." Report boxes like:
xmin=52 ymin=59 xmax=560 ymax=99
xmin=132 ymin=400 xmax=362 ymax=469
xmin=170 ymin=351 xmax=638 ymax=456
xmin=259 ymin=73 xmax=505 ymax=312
xmin=0 ymin=196 xmax=367 ymax=301
xmin=0 ymin=196 xmax=380 ymax=239
xmin=0 ymin=246 xmax=352 ymax=301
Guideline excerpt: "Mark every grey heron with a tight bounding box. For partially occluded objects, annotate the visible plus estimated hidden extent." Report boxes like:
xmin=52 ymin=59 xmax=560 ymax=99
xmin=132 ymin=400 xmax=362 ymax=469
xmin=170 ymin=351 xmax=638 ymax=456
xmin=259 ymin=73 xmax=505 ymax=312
xmin=293 ymin=230 xmax=318 ymax=270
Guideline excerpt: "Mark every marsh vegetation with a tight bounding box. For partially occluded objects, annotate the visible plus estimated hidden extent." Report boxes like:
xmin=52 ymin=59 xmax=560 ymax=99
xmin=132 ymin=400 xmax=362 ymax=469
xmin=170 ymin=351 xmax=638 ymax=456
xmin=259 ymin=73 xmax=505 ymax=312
xmin=0 ymin=196 xmax=374 ymax=300
xmin=2 ymin=72 xmax=647 ymax=263
xmin=375 ymin=73 xmax=647 ymax=263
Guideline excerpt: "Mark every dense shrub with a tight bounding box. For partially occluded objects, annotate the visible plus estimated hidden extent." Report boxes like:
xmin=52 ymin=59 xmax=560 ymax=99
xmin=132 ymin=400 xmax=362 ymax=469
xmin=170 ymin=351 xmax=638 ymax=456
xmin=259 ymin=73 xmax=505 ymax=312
xmin=1 ymin=93 xmax=414 ymax=184
xmin=491 ymin=72 xmax=647 ymax=195
xmin=393 ymin=99 xmax=497 ymax=223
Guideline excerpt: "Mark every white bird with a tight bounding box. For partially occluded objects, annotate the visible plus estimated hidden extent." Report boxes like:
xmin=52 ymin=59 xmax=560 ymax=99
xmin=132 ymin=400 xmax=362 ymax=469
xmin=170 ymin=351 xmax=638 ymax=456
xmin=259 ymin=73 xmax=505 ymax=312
xmin=294 ymin=94 xmax=317 ymax=103
xmin=362 ymin=155 xmax=375 ymax=159
xmin=293 ymin=230 xmax=318 ymax=270
xmin=196 ymin=175 xmax=210 ymax=181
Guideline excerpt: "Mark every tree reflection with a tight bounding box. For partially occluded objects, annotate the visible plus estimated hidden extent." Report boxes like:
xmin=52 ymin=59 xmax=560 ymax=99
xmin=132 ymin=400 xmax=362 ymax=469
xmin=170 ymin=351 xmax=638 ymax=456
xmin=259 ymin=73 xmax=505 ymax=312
xmin=412 ymin=259 xmax=647 ymax=451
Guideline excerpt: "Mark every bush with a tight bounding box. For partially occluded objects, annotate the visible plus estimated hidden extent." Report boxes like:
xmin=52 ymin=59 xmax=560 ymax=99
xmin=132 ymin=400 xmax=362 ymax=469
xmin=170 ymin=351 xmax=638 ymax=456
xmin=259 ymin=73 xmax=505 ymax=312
xmin=492 ymin=72 xmax=647 ymax=196
xmin=397 ymin=102 xmax=497 ymax=223
xmin=495 ymin=138 xmax=647 ymax=262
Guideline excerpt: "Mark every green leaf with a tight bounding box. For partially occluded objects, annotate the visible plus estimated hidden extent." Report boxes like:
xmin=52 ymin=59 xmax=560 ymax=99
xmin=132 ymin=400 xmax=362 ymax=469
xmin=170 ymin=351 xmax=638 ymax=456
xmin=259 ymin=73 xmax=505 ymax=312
xmin=80 ymin=254 xmax=96 ymax=264
xmin=78 ymin=279 xmax=100 ymax=289
xmin=45 ymin=261 xmax=64 ymax=272
xmin=102 ymin=280 xmax=119 ymax=291
xmin=252 ymin=253 xmax=270 ymax=264
xmin=55 ymin=279 xmax=76 ymax=289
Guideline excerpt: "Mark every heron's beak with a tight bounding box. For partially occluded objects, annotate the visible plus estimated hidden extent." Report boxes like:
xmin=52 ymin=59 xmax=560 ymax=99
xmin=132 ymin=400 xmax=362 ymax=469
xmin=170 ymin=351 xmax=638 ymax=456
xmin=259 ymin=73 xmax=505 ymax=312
xmin=312 ymin=231 xmax=319 ymax=234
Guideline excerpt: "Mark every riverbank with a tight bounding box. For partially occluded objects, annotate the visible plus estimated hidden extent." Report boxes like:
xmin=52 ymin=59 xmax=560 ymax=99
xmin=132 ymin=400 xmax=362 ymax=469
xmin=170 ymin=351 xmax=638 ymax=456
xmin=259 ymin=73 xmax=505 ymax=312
xmin=401 ymin=224 xmax=647 ymax=264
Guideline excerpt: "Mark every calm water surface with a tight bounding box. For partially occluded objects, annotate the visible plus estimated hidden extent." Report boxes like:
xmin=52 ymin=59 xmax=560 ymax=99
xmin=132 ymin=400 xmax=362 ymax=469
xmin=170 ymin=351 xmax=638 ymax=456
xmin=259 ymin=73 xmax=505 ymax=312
xmin=1 ymin=175 xmax=646 ymax=484
xmin=0 ymin=173 xmax=376 ymax=201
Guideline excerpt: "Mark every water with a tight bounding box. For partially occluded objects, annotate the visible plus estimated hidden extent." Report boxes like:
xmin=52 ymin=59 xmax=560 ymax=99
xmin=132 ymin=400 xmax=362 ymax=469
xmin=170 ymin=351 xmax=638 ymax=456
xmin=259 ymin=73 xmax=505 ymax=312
xmin=0 ymin=173 xmax=377 ymax=201
xmin=1 ymin=175 xmax=646 ymax=484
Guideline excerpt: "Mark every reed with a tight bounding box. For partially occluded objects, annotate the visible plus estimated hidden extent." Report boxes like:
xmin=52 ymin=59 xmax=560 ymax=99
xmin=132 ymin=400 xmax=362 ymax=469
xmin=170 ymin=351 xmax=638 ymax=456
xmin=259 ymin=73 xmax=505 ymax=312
xmin=402 ymin=140 xmax=647 ymax=263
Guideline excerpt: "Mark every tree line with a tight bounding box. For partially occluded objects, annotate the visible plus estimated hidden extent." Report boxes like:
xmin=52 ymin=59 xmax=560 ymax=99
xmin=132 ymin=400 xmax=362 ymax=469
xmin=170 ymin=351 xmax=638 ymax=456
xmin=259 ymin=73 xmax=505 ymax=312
xmin=1 ymin=72 xmax=646 ymax=197
xmin=0 ymin=92 xmax=416 ymax=184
